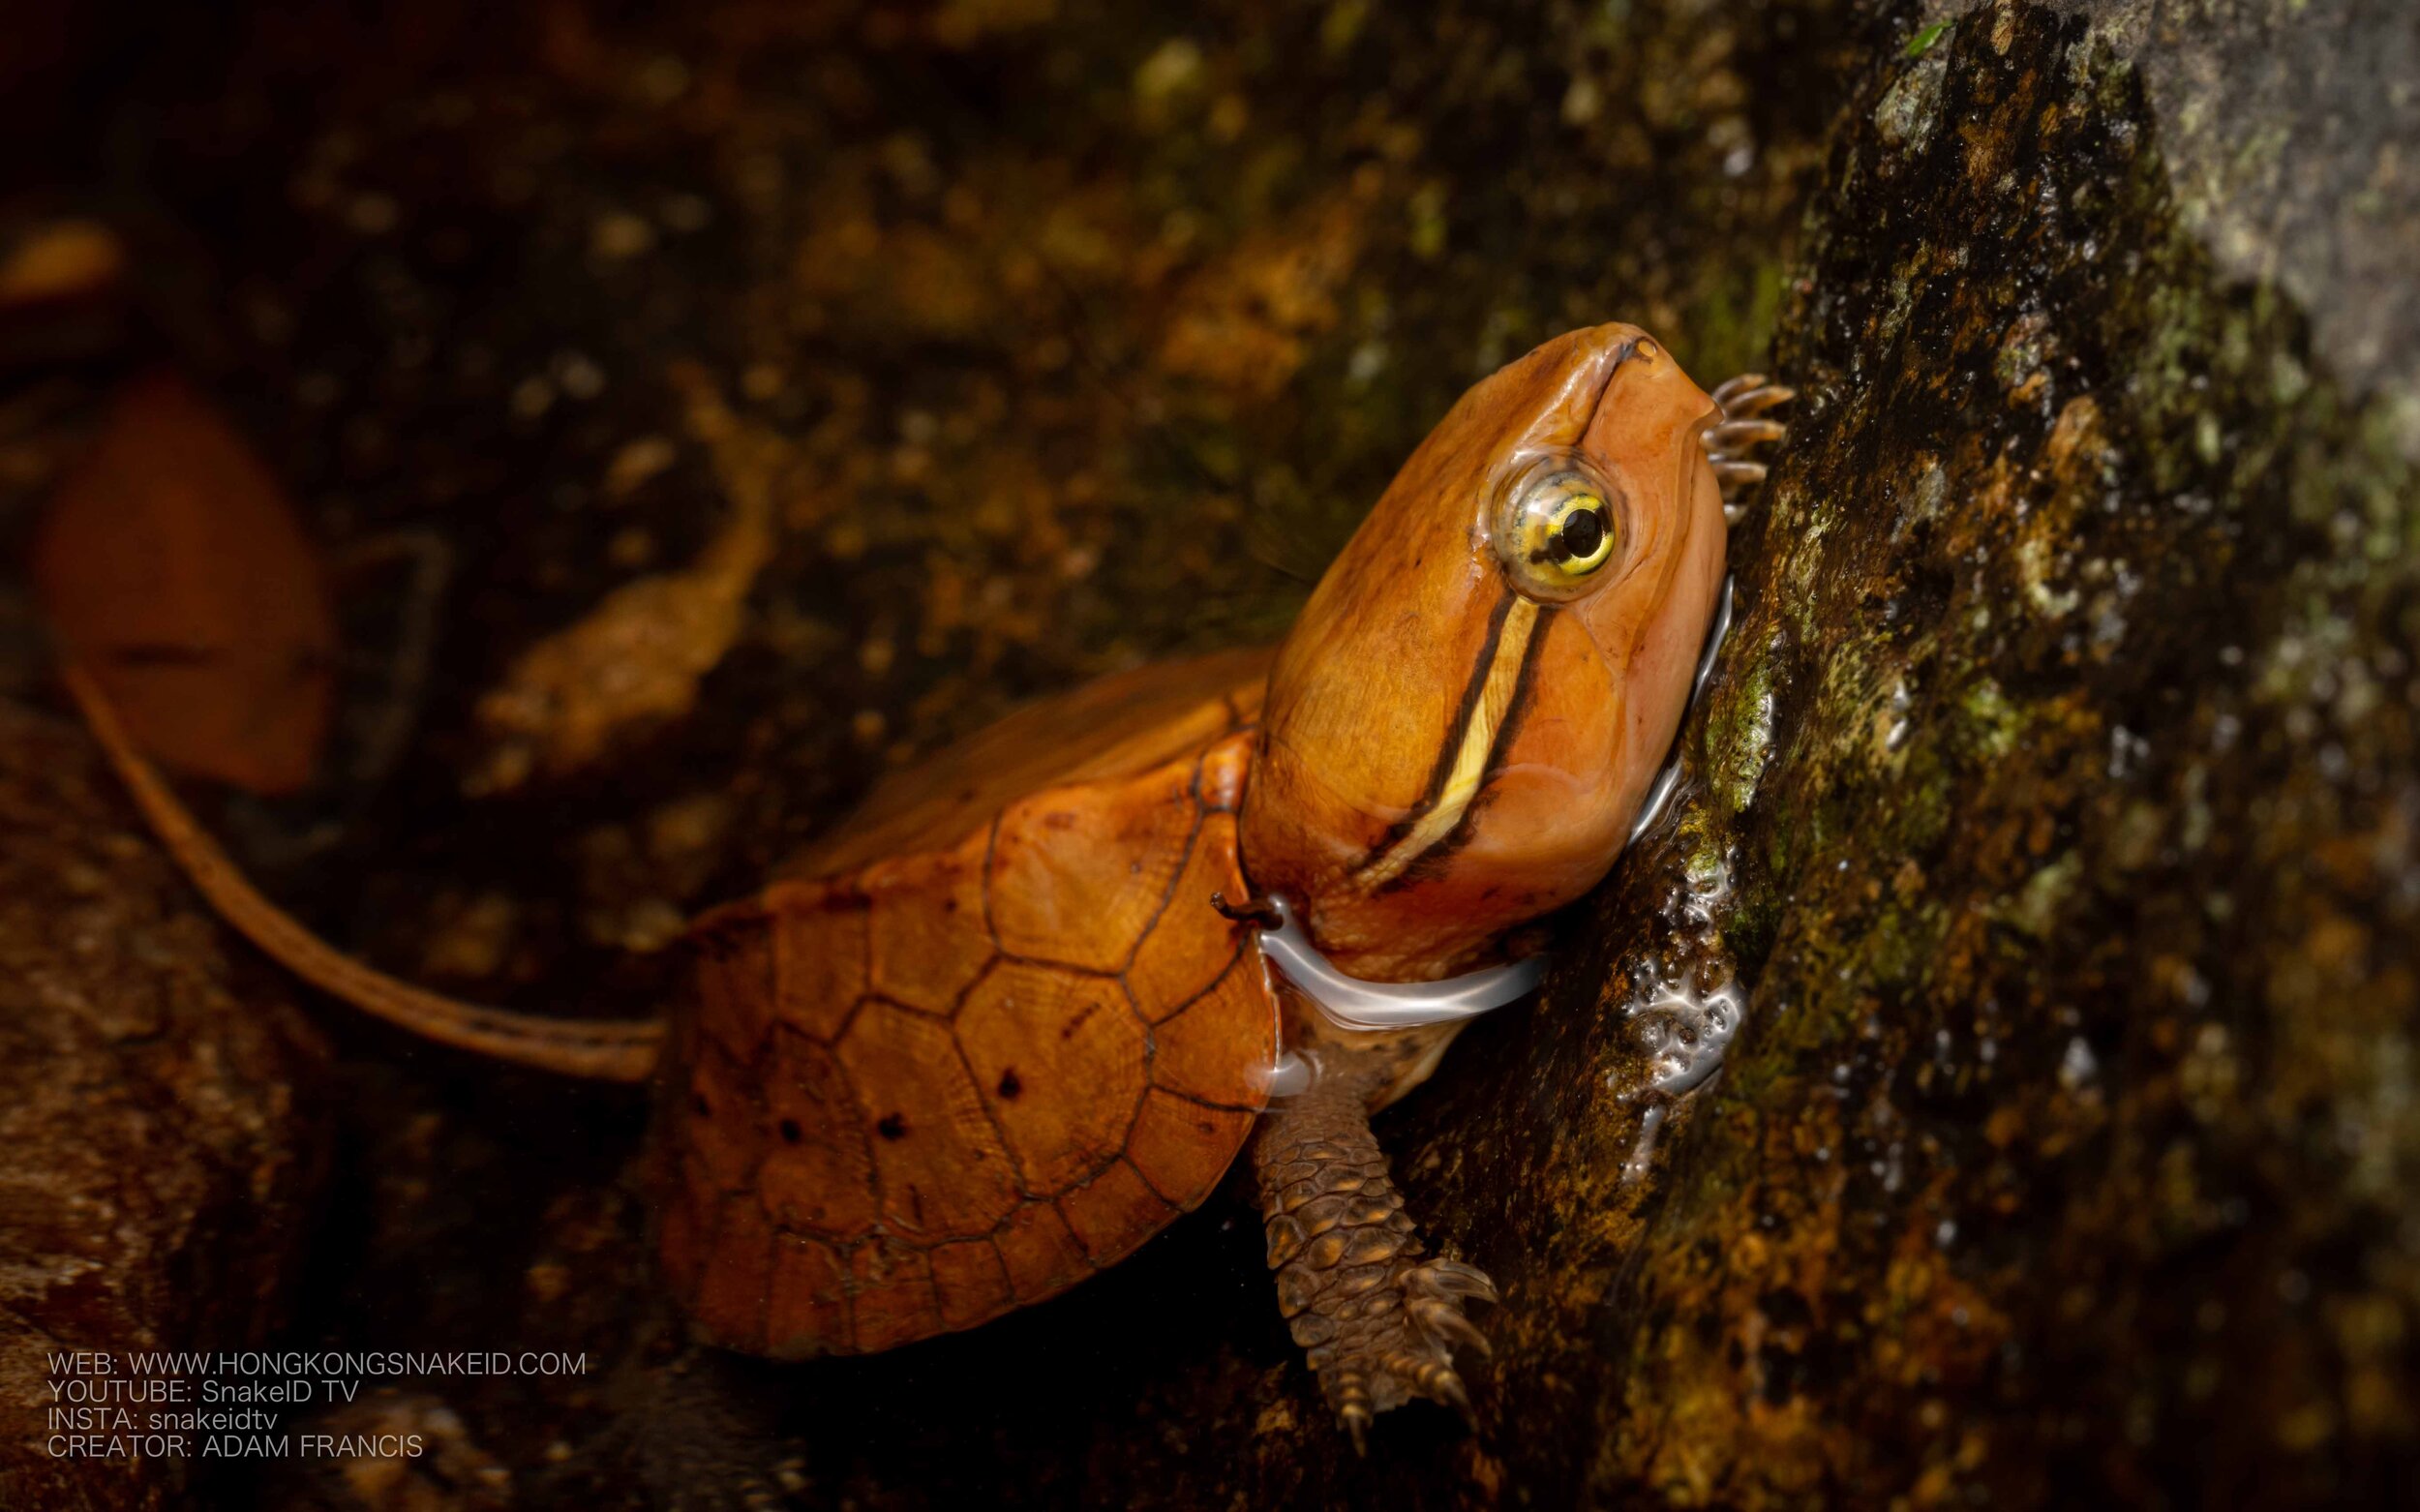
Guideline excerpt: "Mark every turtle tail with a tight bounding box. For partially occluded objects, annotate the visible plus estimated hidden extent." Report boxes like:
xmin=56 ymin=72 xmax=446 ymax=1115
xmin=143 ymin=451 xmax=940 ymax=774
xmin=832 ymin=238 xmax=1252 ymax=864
xmin=61 ymin=661 xmax=666 ymax=1082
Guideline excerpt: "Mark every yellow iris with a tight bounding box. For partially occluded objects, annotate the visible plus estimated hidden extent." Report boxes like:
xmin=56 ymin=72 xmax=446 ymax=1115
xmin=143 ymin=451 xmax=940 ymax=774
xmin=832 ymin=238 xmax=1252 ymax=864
xmin=1493 ymin=455 xmax=1625 ymax=602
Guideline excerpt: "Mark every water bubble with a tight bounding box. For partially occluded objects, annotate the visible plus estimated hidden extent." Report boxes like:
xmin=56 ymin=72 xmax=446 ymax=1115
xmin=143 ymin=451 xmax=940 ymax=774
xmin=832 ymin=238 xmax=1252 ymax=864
xmin=1633 ymin=978 xmax=1747 ymax=1099
xmin=1613 ymin=852 xmax=1748 ymax=1184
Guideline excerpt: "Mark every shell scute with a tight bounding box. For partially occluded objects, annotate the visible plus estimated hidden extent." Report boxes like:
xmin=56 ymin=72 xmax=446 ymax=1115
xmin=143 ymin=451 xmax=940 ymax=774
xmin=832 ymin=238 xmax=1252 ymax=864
xmin=834 ymin=1001 xmax=1024 ymax=1240
xmin=992 ymin=1200 xmax=1091 ymax=1304
xmin=757 ymin=1027 xmax=878 ymax=1241
xmin=987 ymin=754 xmax=1199 ymax=974
xmin=956 ymin=960 xmax=1147 ymax=1192
xmin=693 ymin=923 xmax=778 ymax=1062
xmin=847 ymin=1239 xmax=938 ymax=1353
xmin=1055 ymin=1160 xmax=1172 ymax=1262
xmin=1148 ymin=952 xmax=1278 ymax=1110
xmin=1198 ymin=728 xmax=1254 ymax=812
xmin=862 ymin=829 xmax=993 ymax=1014
xmin=691 ymin=1193 xmax=774 ymax=1349
xmin=1125 ymin=1087 xmax=1255 ymax=1210
xmin=764 ymin=1233 xmax=850 ymax=1359
xmin=766 ymin=883 xmax=868 ymax=1041
xmin=1127 ymin=810 xmax=1248 ymax=1022
xmin=682 ymin=1037 xmax=764 ymax=1194
xmin=928 ymin=1238 xmax=1017 ymax=1331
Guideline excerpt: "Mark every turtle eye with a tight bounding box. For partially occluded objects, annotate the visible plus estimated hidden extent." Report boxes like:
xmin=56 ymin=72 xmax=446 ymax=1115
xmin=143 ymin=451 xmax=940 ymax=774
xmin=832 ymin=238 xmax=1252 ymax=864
xmin=1490 ymin=452 xmax=1628 ymax=602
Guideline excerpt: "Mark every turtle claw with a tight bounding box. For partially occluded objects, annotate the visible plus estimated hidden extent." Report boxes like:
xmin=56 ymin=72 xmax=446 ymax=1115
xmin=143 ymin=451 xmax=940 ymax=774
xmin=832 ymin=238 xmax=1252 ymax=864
xmin=1708 ymin=373 xmax=1797 ymax=416
xmin=1707 ymin=417 xmax=1789 ymax=451
xmin=1286 ymin=1258 xmax=1496 ymax=1438
xmin=1410 ymin=1256 xmax=1498 ymax=1303
xmin=1376 ymin=1342 xmax=1485 ymax=1429
xmin=1434 ymin=1369 xmax=1477 ymax=1429
xmin=1410 ymin=1294 xmax=1494 ymax=1358
xmin=1704 ymin=373 xmax=1798 ymax=522
xmin=1708 ymin=371 xmax=1765 ymax=407
xmin=1712 ymin=457 xmax=1770 ymax=490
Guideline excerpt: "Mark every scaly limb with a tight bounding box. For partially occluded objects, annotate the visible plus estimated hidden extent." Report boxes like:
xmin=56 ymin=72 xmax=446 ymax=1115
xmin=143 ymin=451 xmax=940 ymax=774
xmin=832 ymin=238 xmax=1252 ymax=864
xmin=1252 ymin=1050 xmax=1496 ymax=1452
xmin=1702 ymin=373 xmax=1798 ymax=524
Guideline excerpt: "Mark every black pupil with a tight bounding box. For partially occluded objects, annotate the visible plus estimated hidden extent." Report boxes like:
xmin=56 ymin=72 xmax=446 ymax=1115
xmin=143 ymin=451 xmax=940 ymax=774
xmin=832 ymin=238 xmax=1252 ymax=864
xmin=1557 ymin=506 xmax=1605 ymax=563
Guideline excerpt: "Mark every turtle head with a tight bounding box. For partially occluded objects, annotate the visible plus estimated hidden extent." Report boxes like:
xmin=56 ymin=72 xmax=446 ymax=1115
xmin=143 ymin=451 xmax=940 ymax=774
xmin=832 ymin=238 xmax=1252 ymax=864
xmin=1239 ymin=324 xmax=1726 ymax=980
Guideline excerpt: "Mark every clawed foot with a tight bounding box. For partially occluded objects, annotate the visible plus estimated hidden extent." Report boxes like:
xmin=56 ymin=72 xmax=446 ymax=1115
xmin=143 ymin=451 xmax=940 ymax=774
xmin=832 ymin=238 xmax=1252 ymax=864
xmin=1385 ymin=1257 xmax=1500 ymax=1434
xmin=1286 ymin=1247 xmax=1499 ymax=1453
xmin=1703 ymin=373 xmax=1797 ymax=524
xmin=1255 ymin=1061 xmax=1502 ymax=1449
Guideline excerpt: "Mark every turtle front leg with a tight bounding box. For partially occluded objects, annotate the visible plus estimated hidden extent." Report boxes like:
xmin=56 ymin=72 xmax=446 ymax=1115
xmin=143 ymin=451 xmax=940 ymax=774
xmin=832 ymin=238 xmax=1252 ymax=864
xmin=1252 ymin=1053 xmax=1496 ymax=1449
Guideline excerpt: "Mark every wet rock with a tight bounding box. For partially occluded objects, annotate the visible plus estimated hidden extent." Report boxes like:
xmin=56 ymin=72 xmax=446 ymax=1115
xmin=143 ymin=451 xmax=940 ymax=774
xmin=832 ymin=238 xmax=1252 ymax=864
xmin=0 ymin=704 xmax=327 ymax=1510
xmin=1376 ymin=3 xmax=2420 ymax=1505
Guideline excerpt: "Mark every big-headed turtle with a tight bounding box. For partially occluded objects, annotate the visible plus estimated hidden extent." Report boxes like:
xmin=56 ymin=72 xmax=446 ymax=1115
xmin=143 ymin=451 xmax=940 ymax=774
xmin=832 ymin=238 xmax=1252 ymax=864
xmin=68 ymin=324 xmax=1788 ymax=1441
